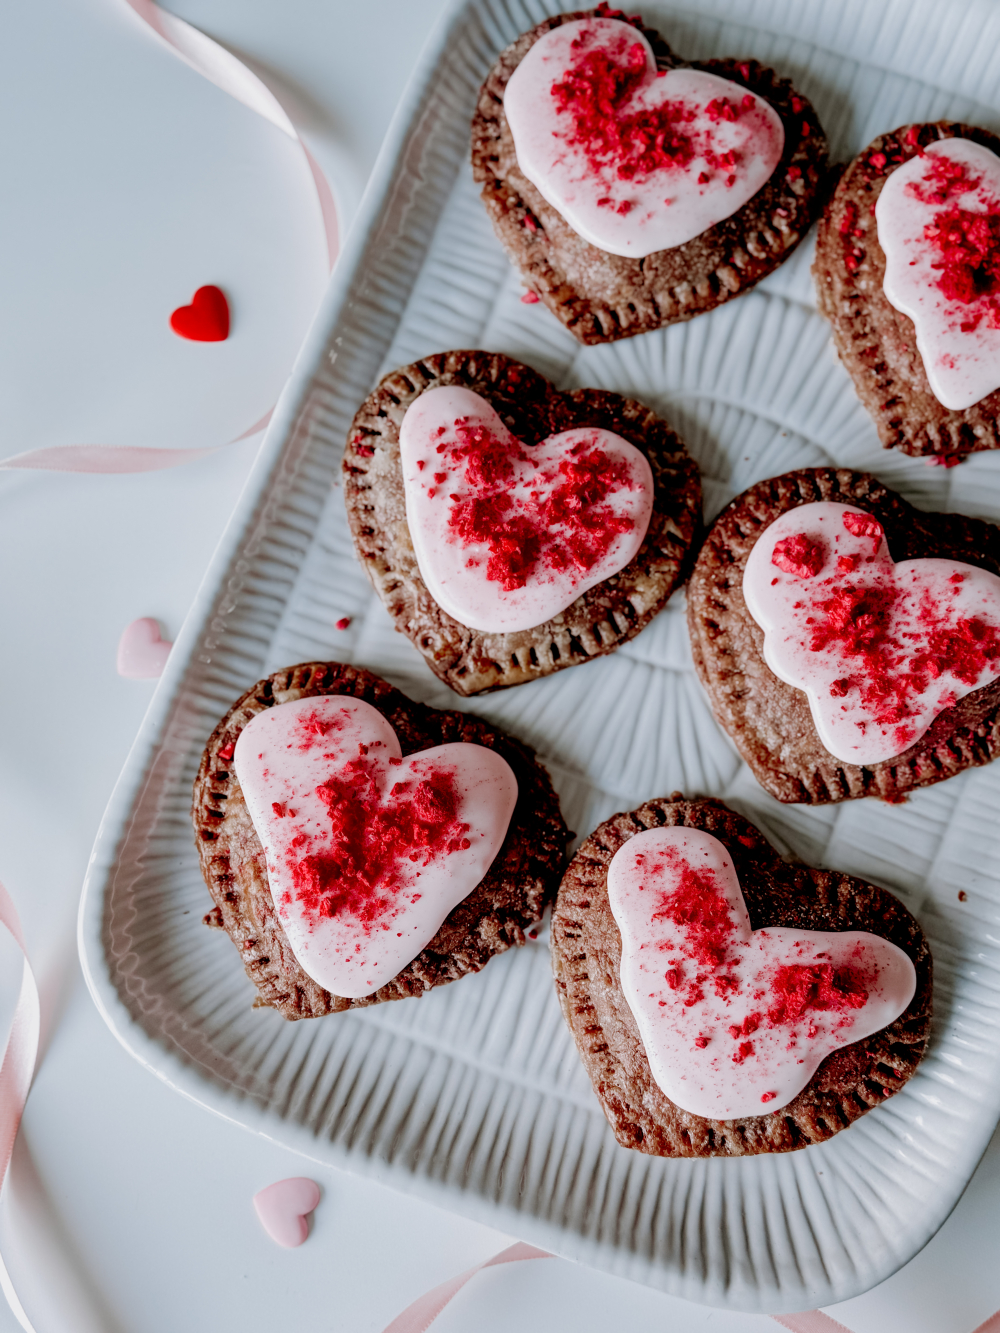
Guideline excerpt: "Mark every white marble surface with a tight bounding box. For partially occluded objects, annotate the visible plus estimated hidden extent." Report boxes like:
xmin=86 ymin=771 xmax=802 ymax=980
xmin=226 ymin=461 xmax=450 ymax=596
xmin=2 ymin=1 xmax=1000 ymax=1330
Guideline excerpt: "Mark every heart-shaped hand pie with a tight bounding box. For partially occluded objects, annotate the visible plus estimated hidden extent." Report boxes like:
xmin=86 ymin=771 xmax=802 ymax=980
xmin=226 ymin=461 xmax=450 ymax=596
xmin=609 ymin=826 xmax=915 ymax=1120
xmin=743 ymin=501 xmax=1000 ymax=765
xmin=234 ymin=695 xmax=517 ymax=997
xmin=814 ymin=122 xmax=1000 ymax=460
xmin=344 ymin=352 xmax=700 ymax=694
xmin=504 ymin=17 xmax=784 ymax=259
xmin=688 ymin=468 xmax=1000 ymax=804
xmin=551 ymin=796 xmax=931 ymax=1157
xmin=169 ymin=284 xmax=229 ymax=342
xmin=473 ymin=10 xmax=827 ymax=343
xmin=193 ymin=662 xmax=568 ymax=1019
xmin=400 ymin=385 xmax=653 ymax=633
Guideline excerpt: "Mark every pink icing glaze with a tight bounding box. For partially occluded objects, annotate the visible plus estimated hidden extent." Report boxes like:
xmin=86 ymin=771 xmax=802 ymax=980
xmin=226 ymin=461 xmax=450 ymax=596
xmin=234 ymin=696 xmax=517 ymax=997
xmin=877 ymin=138 xmax=1000 ymax=411
xmin=399 ymin=385 xmax=653 ymax=633
xmin=742 ymin=501 xmax=1000 ymax=765
xmin=503 ymin=17 xmax=784 ymax=258
xmin=116 ymin=617 xmax=172 ymax=678
xmin=608 ymin=826 xmax=916 ymax=1120
xmin=252 ymin=1177 xmax=320 ymax=1248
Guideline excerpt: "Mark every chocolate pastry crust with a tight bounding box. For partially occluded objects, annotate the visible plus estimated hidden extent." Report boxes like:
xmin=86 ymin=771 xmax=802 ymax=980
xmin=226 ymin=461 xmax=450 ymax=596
xmin=344 ymin=349 xmax=701 ymax=694
xmin=192 ymin=661 xmax=569 ymax=1020
xmin=813 ymin=122 xmax=1000 ymax=461
xmin=687 ymin=467 xmax=1000 ymax=804
xmin=471 ymin=8 xmax=829 ymax=345
xmin=551 ymin=794 xmax=932 ymax=1157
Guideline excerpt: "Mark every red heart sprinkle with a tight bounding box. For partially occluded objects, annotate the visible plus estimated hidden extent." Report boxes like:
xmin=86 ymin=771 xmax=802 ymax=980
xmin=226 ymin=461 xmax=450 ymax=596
xmin=169 ymin=286 xmax=230 ymax=342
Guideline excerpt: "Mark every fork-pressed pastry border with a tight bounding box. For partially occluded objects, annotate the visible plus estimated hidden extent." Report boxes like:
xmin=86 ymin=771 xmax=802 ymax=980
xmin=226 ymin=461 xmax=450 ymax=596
xmin=192 ymin=660 xmax=569 ymax=1018
xmin=687 ymin=467 xmax=1000 ymax=803
xmin=551 ymin=793 xmax=931 ymax=1156
xmin=344 ymin=349 xmax=701 ymax=694
xmin=813 ymin=122 xmax=1000 ymax=461
xmin=471 ymin=7 xmax=829 ymax=344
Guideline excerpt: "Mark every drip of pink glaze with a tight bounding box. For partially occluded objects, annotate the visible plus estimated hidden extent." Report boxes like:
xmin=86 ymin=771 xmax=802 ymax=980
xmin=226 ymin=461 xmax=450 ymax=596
xmin=399 ymin=385 xmax=653 ymax=633
xmin=234 ymin=696 xmax=517 ymax=996
xmin=608 ymin=826 xmax=916 ymax=1120
xmin=504 ymin=17 xmax=784 ymax=258
xmin=116 ymin=618 xmax=172 ymax=679
xmin=742 ymin=501 xmax=1000 ymax=764
xmin=252 ymin=1177 xmax=321 ymax=1248
xmin=877 ymin=139 xmax=1000 ymax=410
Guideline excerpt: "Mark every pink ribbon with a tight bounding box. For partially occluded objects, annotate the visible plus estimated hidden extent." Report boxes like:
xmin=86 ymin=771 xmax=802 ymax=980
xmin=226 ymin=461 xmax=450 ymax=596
xmin=0 ymin=880 xmax=41 ymax=1332
xmin=772 ymin=1314 xmax=856 ymax=1332
xmin=381 ymin=1242 xmax=551 ymax=1333
xmin=0 ymin=0 xmax=336 ymax=476
xmin=378 ymin=1241 xmax=1000 ymax=1333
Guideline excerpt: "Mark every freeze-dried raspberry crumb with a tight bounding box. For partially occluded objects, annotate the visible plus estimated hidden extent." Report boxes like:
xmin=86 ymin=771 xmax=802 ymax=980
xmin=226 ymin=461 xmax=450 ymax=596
xmin=771 ymin=532 xmax=825 ymax=578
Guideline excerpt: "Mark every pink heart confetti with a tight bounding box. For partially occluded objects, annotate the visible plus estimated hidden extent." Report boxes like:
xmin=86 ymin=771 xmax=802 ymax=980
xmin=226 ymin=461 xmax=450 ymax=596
xmin=116 ymin=617 xmax=173 ymax=679
xmin=252 ymin=1177 xmax=321 ymax=1248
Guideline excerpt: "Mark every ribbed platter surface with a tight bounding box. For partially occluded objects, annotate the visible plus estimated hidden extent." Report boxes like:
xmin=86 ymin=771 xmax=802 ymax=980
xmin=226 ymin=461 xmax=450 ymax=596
xmin=80 ymin=0 xmax=1000 ymax=1312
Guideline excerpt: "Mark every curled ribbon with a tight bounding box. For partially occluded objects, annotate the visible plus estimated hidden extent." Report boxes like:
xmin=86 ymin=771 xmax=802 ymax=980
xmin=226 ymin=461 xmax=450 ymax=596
xmin=381 ymin=1242 xmax=552 ymax=1333
xmin=0 ymin=0 xmax=338 ymax=476
xmin=378 ymin=1242 xmax=1000 ymax=1333
xmin=772 ymin=1314 xmax=856 ymax=1332
xmin=0 ymin=880 xmax=41 ymax=1333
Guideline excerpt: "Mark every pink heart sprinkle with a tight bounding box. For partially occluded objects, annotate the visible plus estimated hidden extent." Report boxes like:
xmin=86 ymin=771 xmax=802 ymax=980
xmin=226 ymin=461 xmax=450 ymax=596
xmin=252 ymin=1177 xmax=321 ymax=1248
xmin=116 ymin=617 xmax=172 ymax=679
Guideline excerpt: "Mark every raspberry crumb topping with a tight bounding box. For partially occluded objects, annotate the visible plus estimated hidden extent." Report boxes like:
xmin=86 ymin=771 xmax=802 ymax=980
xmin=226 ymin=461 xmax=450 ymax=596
xmin=284 ymin=719 xmax=471 ymax=932
xmin=550 ymin=34 xmax=698 ymax=180
xmin=807 ymin=551 xmax=1000 ymax=734
xmin=770 ymin=510 xmax=1000 ymax=741
xmin=842 ymin=511 xmax=883 ymax=544
xmin=439 ymin=417 xmax=639 ymax=592
xmin=906 ymin=152 xmax=1000 ymax=329
xmin=771 ymin=533 xmax=825 ymax=578
xmin=766 ymin=963 xmax=868 ymax=1024
xmin=650 ymin=846 xmax=874 ymax=1055
xmin=547 ymin=23 xmax=759 ymax=195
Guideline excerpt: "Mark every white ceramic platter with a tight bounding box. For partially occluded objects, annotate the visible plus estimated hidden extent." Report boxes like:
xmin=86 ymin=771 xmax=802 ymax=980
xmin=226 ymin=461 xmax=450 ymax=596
xmin=79 ymin=0 xmax=1000 ymax=1314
